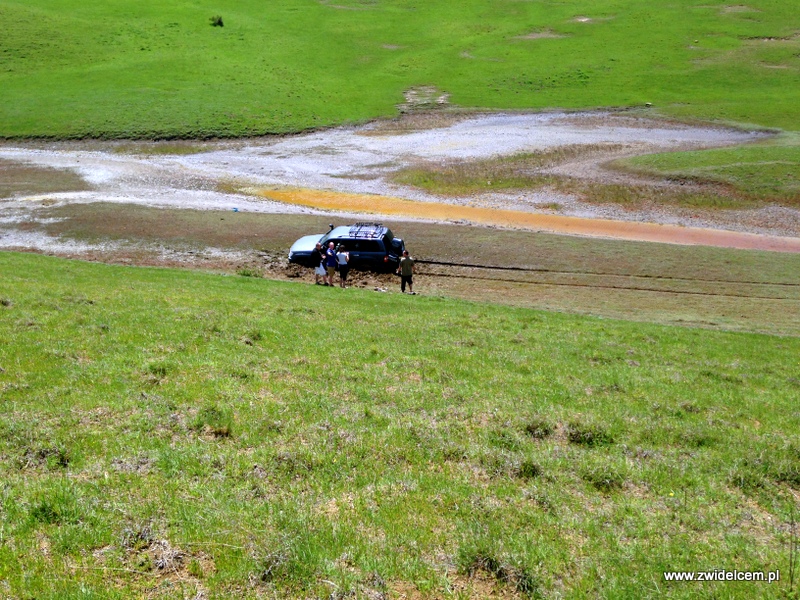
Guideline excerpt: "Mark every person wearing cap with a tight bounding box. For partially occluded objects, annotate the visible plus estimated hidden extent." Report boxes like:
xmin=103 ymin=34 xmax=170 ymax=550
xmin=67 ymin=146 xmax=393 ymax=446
xmin=397 ymin=250 xmax=415 ymax=294
xmin=336 ymin=244 xmax=350 ymax=288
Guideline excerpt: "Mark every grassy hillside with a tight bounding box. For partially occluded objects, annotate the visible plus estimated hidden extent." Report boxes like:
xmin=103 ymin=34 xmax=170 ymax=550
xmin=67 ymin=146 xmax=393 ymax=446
xmin=1 ymin=251 xmax=800 ymax=598
xmin=0 ymin=0 xmax=799 ymax=138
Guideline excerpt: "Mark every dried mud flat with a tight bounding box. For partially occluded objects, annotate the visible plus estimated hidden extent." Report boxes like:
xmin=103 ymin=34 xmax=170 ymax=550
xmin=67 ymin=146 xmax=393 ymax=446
xmin=0 ymin=110 xmax=797 ymax=258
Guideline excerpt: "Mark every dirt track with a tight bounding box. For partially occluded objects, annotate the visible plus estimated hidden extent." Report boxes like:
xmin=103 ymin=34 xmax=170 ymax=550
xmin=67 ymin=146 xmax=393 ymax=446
xmin=1 ymin=110 xmax=798 ymax=254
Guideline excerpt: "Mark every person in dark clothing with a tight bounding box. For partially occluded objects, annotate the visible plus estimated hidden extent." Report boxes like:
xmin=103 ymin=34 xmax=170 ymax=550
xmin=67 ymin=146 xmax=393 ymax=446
xmin=313 ymin=242 xmax=326 ymax=285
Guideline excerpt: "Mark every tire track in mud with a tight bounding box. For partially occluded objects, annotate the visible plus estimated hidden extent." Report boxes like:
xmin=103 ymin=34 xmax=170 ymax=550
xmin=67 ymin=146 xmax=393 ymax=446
xmin=415 ymin=261 xmax=800 ymax=301
xmin=415 ymin=259 xmax=800 ymax=288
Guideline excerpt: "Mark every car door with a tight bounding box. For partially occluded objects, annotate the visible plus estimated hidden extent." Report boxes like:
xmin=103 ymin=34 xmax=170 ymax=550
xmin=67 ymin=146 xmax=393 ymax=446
xmin=347 ymin=240 xmax=362 ymax=266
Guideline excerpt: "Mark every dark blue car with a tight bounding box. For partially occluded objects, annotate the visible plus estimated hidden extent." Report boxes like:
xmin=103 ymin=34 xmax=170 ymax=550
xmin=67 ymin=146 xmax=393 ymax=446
xmin=288 ymin=222 xmax=405 ymax=272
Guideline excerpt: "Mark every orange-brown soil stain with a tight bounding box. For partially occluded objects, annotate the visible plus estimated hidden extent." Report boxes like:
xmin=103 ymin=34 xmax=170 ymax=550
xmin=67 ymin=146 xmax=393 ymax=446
xmin=258 ymin=188 xmax=800 ymax=253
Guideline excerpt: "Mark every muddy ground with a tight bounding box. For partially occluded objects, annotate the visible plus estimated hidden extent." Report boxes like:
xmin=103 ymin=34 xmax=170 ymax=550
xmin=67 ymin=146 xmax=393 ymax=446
xmin=2 ymin=110 xmax=799 ymax=334
xmin=1 ymin=110 xmax=790 ymax=250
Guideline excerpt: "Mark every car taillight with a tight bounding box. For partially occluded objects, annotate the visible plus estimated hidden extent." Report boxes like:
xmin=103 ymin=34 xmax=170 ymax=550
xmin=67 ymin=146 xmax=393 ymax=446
xmin=383 ymin=256 xmax=388 ymax=262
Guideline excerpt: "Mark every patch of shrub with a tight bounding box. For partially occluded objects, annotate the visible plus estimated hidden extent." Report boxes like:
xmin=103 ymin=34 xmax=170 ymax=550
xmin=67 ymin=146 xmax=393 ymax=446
xmin=236 ymin=267 xmax=262 ymax=278
xmin=441 ymin=444 xmax=467 ymax=462
xmin=489 ymin=429 xmax=522 ymax=451
xmin=35 ymin=446 xmax=70 ymax=470
xmin=187 ymin=558 xmax=204 ymax=578
xmin=274 ymin=450 xmax=317 ymax=475
xmin=773 ymin=462 xmax=800 ymax=488
xmin=122 ymin=523 xmax=154 ymax=550
xmin=192 ymin=404 xmax=233 ymax=438
xmin=256 ymin=549 xmax=290 ymax=583
xmin=732 ymin=448 xmax=800 ymax=491
xmin=0 ymin=298 xmax=12 ymax=307
xmin=209 ymin=15 xmax=223 ymax=27
xmin=241 ymin=329 xmax=263 ymax=346
xmin=678 ymin=427 xmax=716 ymax=449
xmin=524 ymin=416 xmax=553 ymax=440
xmin=144 ymin=361 xmax=172 ymax=384
xmin=29 ymin=486 xmax=82 ymax=525
xmin=567 ymin=421 xmax=614 ymax=447
xmin=582 ymin=465 xmax=625 ymax=493
xmin=729 ymin=466 xmax=768 ymax=492
xmin=516 ymin=460 xmax=542 ymax=480
xmin=459 ymin=547 xmax=541 ymax=597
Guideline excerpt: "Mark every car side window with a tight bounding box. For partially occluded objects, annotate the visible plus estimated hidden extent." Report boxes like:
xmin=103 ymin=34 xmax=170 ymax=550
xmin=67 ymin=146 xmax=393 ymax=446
xmin=359 ymin=241 xmax=382 ymax=252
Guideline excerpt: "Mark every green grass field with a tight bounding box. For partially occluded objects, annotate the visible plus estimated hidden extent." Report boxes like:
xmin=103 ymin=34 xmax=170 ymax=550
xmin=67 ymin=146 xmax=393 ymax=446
xmin=1 ymin=0 xmax=799 ymax=139
xmin=2 ymin=251 xmax=800 ymax=598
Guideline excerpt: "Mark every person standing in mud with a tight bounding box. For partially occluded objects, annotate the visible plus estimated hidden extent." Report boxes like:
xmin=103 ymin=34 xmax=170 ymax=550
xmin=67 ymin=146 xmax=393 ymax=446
xmin=313 ymin=242 xmax=326 ymax=285
xmin=397 ymin=250 xmax=415 ymax=294
xmin=325 ymin=241 xmax=338 ymax=287
xmin=336 ymin=244 xmax=350 ymax=288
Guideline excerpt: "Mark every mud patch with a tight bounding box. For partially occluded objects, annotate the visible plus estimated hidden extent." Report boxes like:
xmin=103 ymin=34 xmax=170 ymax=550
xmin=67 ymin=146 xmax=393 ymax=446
xmin=357 ymin=111 xmax=476 ymax=136
xmin=110 ymin=141 xmax=215 ymax=156
xmin=721 ymin=5 xmax=760 ymax=14
xmin=0 ymin=159 xmax=91 ymax=199
xmin=398 ymin=86 xmax=451 ymax=113
xmin=258 ymin=187 xmax=800 ymax=252
xmin=515 ymin=30 xmax=568 ymax=40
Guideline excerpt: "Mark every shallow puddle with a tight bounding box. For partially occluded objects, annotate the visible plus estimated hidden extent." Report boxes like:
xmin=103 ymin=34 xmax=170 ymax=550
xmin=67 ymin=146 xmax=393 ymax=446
xmin=258 ymin=188 xmax=800 ymax=253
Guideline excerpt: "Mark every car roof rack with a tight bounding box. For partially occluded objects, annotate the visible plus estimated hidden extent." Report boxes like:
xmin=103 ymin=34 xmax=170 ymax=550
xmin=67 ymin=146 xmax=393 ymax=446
xmin=348 ymin=222 xmax=385 ymax=239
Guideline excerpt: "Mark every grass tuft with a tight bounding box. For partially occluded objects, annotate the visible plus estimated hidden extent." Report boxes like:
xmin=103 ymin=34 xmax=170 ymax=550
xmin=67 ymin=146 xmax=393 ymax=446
xmin=524 ymin=416 xmax=553 ymax=440
xmin=236 ymin=267 xmax=263 ymax=278
xmin=29 ymin=484 xmax=83 ymax=525
xmin=459 ymin=547 xmax=541 ymax=597
xmin=567 ymin=421 xmax=614 ymax=447
xmin=516 ymin=460 xmax=543 ymax=480
xmin=191 ymin=404 xmax=233 ymax=438
xmin=581 ymin=464 xmax=625 ymax=493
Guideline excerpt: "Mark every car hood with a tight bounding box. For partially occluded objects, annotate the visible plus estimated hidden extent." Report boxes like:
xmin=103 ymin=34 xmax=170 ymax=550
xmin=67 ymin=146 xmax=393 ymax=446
xmin=289 ymin=234 xmax=325 ymax=254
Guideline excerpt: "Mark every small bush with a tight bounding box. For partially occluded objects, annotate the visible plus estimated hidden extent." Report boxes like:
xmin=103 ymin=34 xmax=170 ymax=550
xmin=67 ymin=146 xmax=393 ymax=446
xmin=209 ymin=15 xmax=224 ymax=27
xmin=567 ymin=421 xmax=614 ymax=447
xmin=0 ymin=298 xmax=12 ymax=307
